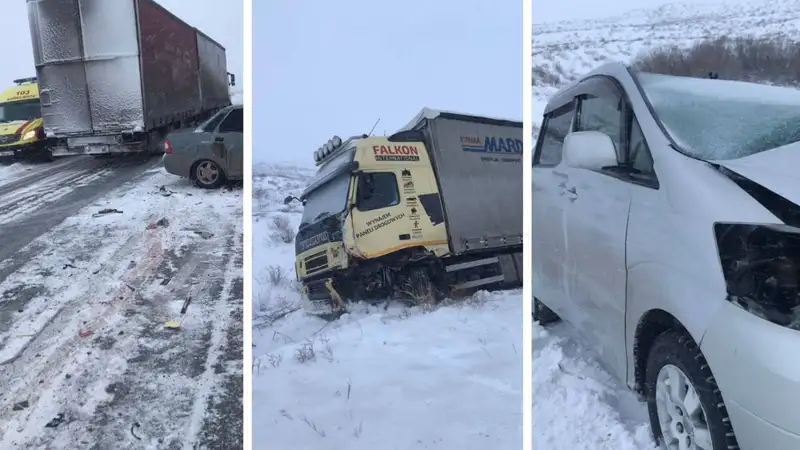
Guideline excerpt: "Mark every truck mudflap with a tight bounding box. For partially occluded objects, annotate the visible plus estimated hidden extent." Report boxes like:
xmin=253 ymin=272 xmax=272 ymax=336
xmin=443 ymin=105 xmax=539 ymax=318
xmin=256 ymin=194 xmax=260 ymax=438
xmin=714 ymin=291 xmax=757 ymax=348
xmin=301 ymin=277 xmax=346 ymax=317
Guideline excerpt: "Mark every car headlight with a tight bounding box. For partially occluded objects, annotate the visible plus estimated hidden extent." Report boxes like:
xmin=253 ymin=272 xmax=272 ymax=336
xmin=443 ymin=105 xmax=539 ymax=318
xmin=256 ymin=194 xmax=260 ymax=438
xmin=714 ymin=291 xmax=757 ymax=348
xmin=22 ymin=130 xmax=36 ymax=141
xmin=715 ymin=222 xmax=800 ymax=329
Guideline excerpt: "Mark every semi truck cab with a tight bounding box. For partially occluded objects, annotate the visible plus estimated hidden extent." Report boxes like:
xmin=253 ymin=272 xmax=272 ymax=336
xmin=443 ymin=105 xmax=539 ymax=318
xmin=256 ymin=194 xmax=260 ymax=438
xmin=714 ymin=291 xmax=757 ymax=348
xmin=0 ymin=78 xmax=49 ymax=162
xmin=290 ymin=133 xmax=451 ymax=312
xmin=288 ymin=109 xmax=524 ymax=316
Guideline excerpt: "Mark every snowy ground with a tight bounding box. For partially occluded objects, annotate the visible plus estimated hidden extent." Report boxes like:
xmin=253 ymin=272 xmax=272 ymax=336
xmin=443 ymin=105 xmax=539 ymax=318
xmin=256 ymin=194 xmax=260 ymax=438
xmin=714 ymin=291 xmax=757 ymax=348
xmin=252 ymin=163 xmax=523 ymax=450
xmin=0 ymin=156 xmax=243 ymax=449
xmin=530 ymin=0 xmax=800 ymax=448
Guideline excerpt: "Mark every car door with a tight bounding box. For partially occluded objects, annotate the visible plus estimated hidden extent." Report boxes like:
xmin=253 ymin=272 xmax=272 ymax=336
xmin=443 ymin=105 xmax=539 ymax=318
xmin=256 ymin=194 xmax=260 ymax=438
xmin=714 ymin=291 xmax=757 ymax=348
xmin=532 ymin=100 xmax=576 ymax=317
xmin=558 ymin=76 xmax=632 ymax=380
xmin=214 ymin=106 xmax=244 ymax=178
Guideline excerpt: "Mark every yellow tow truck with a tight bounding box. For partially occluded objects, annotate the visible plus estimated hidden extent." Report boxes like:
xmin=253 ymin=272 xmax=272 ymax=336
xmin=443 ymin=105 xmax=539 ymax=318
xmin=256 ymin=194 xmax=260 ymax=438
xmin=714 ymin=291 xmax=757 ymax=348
xmin=0 ymin=77 xmax=50 ymax=163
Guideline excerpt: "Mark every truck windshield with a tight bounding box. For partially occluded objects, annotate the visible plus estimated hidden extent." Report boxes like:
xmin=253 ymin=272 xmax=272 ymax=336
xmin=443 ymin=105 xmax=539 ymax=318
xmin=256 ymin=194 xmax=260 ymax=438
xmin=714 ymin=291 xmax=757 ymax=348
xmin=300 ymin=173 xmax=351 ymax=227
xmin=637 ymin=72 xmax=800 ymax=160
xmin=0 ymin=100 xmax=41 ymax=123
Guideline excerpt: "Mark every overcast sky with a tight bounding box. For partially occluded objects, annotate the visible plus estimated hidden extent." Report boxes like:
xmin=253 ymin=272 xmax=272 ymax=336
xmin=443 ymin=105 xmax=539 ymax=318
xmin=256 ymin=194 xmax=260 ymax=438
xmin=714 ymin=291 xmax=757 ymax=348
xmin=255 ymin=0 xmax=523 ymax=166
xmin=0 ymin=0 xmax=243 ymax=102
xmin=533 ymin=0 xmax=730 ymax=23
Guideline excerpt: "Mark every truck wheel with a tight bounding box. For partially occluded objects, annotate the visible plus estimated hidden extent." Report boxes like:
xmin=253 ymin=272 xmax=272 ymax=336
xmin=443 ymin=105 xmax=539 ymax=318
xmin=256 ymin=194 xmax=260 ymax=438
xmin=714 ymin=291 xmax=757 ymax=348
xmin=405 ymin=267 xmax=438 ymax=307
xmin=645 ymin=330 xmax=738 ymax=450
xmin=533 ymin=298 xmax=560 ymax=324
xmin=193 ymin=160 xmax=225 ymax=189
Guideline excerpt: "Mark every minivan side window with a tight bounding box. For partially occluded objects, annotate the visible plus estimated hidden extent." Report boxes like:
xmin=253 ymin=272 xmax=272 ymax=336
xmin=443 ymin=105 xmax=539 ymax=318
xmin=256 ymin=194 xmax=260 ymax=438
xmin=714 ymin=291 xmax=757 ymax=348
xmin=577 ymin=93 xmax=624 ymax=162
xmin=629 ymin=116 xmax=655 ymax=175
xmin=219 ymin=108 xmax=243 ymax=133
xmin=534 ymin=102 xmax=575 ymax=166
xmin=356 ymin=172 xmax=400 ymax=211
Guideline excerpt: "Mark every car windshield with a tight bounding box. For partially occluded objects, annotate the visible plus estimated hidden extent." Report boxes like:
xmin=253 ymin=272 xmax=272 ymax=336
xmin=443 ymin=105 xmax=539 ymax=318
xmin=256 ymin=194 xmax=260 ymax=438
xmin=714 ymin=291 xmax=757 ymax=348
xmin=0 ymin=100 xmax=40 ymax=123
xmin=637 ymin=72 xmax=800 ymax=160
xmin=300 ymin=173 xmax=350 ymax=227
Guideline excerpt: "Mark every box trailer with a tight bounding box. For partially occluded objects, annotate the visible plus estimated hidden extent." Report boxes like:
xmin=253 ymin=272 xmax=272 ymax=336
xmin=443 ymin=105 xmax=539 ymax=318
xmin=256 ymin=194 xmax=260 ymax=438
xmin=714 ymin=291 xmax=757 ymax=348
xmin=26 ymin=0 xmax=234 ymax=156
xmin=403 ymin=109 xmax=524 ymax=255
xmin=288 ymin=108 xmax=523 ymax=315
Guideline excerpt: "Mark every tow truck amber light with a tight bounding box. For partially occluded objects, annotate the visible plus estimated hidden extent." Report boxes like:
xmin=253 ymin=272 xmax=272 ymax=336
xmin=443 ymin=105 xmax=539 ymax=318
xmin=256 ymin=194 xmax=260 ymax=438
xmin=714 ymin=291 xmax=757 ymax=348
xmin=164 ymin=139 xmax=173 ymax=154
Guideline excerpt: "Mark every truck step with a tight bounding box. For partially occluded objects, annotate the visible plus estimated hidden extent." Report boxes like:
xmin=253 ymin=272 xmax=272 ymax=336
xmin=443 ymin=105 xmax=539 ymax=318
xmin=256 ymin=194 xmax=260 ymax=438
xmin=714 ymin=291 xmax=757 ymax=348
xmin=453 ymin=275 xmax=505 ymax=291
xmin=445 ymin=256 xmax=499 ymax=273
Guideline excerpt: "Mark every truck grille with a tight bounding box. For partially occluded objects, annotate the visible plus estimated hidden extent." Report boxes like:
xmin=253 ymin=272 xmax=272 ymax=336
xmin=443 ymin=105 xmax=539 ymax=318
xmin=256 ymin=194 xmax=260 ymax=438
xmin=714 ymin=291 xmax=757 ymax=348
xmin=306 ymin=279 xmax=331 ymax=301
xmin=0 ymin=134 xmax=20 ymax=145
xmin=304 ymin=250 xmax=328 ymax=275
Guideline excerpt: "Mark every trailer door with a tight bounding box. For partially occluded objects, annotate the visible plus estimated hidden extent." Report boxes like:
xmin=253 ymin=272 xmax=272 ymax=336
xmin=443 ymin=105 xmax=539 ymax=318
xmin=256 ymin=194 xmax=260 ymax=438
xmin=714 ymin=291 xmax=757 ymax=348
xmin=28 ymin=0 xmax=144 ymax=136
xmin=28 ymin=0 xmax=93 ymax=135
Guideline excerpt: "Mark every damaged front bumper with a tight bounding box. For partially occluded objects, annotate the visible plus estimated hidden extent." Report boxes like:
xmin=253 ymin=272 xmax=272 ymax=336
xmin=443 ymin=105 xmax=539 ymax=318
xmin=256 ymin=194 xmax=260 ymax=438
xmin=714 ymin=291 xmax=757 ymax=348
xmin=0 ymin=140 xmax=49 ymax=161
xmin=300 ymin=276 xmax=346 ymax=316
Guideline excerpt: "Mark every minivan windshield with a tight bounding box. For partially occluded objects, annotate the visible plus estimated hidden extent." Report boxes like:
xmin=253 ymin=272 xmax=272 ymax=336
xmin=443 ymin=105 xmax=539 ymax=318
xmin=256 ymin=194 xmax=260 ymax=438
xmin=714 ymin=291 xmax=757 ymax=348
xmin=637 ymin=72 xmax=800 ymax=160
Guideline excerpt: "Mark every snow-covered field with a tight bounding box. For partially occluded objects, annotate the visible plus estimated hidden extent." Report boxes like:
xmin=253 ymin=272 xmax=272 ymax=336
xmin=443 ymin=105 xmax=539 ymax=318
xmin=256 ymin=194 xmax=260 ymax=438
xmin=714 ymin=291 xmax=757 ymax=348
xmin=252 ymin=163 xmax=522 ymax=450
xmin=0 ymin=157 xmax=243 ymax=449
xmin=531 ymin=0 xmax=800 ymax=448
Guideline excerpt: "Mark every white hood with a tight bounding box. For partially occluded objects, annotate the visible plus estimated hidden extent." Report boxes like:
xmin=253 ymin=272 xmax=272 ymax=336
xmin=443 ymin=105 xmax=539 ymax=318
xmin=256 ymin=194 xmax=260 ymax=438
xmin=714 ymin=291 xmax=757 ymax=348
xmin=713 ymin=141 xmax=800 ymax=206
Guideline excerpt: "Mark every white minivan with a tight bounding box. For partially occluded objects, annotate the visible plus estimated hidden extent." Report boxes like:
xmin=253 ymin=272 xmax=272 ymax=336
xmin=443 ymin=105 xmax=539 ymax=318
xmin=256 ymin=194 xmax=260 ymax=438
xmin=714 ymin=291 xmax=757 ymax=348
xmin=532 ymin=62 xmax=800 ymax=450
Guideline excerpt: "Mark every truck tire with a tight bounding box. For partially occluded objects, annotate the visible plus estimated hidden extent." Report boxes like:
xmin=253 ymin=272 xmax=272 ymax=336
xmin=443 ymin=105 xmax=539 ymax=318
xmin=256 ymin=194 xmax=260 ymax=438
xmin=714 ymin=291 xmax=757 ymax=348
xmin=533 ymin=298 xmax=560 ymax=324
xmin=193 ymin=160 xmax=225 ymax=189
xmin=405 ymin=267 xmax=438 ymax=307
xmin=645 ymin=329 xmax=738 ymax=450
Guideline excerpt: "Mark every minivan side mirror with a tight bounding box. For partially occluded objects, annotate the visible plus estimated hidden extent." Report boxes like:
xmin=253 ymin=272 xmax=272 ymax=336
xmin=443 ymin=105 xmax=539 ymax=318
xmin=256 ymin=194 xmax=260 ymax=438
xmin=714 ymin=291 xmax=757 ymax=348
xmin=562 ymin=131 xmax=617 ymax=171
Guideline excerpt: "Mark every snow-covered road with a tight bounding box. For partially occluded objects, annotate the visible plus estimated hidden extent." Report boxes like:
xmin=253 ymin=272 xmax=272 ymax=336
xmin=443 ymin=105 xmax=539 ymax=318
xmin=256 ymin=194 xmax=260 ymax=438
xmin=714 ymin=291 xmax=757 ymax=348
xmin=0 ymin=157 xmax=243 ymax=449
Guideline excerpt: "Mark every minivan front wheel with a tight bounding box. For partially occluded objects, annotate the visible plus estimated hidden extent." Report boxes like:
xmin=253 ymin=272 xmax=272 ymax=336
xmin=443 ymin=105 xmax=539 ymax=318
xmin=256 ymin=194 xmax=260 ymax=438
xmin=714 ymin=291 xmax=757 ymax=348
xmin=645 ymin=330 xmax=738 ymax=450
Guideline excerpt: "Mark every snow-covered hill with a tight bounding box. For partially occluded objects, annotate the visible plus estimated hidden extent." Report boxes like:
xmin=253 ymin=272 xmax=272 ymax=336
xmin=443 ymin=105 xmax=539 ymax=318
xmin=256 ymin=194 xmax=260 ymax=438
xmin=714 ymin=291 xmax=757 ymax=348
xmin=531 ymin=1 xmax=798 ymax=448
xmin=532 ymin=0 xmax=800 ymax=117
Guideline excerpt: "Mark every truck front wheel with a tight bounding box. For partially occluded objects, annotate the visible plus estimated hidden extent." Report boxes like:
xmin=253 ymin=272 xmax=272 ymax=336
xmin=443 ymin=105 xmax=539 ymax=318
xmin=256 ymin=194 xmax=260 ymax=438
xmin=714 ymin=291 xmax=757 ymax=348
xmin=404 ymin=267 xmax=438 ymax=307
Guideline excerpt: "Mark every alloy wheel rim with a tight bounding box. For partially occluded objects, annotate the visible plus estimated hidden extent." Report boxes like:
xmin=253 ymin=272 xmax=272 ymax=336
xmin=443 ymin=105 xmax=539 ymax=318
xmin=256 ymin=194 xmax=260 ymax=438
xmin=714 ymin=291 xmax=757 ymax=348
xmin=198 ymin=161 xmax=219 ymax=184
xmin=655 ymin=364 xmax=714 ymax=450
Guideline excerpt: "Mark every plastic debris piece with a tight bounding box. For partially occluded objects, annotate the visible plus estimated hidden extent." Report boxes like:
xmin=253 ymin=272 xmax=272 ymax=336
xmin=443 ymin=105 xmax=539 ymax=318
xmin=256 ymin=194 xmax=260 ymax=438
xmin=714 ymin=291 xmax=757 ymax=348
xmin=45 ymin=413 xmax=65 ymax=428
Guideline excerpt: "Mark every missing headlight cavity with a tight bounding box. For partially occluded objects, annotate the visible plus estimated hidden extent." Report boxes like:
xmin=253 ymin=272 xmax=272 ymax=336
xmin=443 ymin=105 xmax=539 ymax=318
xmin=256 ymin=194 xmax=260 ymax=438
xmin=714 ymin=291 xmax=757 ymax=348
xmin=715 ymin=223 xmax=800 ymax=329
xmin=713 ymin=164 xmax=800 ymax=227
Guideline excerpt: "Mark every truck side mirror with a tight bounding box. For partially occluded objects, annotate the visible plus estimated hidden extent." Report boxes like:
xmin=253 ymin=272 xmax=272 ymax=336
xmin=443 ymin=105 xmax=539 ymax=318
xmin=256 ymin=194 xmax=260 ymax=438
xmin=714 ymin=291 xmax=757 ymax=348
xmin=283 ymin=195 xmax=294 ymax=205
xmin=227 ymin=72 xmax=236 ymax=87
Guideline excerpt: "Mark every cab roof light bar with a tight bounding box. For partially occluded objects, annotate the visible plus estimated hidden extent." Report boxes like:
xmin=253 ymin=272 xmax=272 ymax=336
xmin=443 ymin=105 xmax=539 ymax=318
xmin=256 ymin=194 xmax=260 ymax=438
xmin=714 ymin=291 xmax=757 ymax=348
xmin=313 ymin=134 xmax=368 ymax=165
xmin=13 ymin=77 xmax=37 ymax=85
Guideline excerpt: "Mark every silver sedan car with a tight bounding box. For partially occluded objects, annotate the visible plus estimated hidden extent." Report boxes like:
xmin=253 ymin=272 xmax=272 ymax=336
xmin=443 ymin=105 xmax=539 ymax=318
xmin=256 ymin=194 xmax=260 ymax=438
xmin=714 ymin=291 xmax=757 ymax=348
xmin=163 ymin=104 xmax=243 ymax=189
xmin=533 ymin=62 xmax=800 ymax=450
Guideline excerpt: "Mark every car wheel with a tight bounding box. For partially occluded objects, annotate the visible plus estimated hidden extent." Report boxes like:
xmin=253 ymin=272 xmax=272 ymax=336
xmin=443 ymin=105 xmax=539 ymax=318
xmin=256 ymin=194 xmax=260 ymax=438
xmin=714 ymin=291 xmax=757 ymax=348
xmin=533 ymin=298 xmax=560 ymax=324
xmin=193 ymin=159 xmax=225 ymax=189
xmin=645 ymin=330 xmax=739 ymax=450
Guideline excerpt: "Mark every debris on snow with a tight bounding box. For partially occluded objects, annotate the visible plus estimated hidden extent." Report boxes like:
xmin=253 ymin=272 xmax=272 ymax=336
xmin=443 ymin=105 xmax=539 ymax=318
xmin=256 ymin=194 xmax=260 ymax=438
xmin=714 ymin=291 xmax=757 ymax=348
xmin=12 ymin=400 xmax=29 ymax=411
xmin=146 ymin=217 xmax=170 ymax=229
xmin=92 ymin=208 xmax=123 ymax=218
xmin=44 ymin=413 xmax=65 ymax=428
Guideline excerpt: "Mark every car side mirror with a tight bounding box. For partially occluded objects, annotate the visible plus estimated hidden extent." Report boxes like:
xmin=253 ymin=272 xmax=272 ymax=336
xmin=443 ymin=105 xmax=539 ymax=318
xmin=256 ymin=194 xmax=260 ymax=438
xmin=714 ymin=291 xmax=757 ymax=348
xmin=562 ymin=131 xmax=617 ymax=171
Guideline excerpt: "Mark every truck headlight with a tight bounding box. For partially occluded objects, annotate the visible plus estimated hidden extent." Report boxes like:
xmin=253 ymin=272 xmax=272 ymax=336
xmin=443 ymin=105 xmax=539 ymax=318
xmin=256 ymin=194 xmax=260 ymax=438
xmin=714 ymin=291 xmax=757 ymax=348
xmin=22 ymin=130 xmax=36 ymax=141
xmin=715 ymin=222 xmax=800 ymax=329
